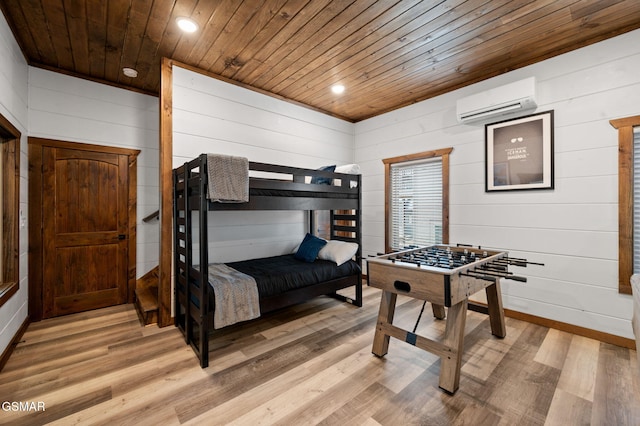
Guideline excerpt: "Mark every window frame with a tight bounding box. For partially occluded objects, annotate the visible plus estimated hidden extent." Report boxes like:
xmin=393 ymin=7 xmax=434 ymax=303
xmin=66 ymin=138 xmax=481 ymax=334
xmin=382 ymin=148 xmax=452 ymax=253
xmin=613 ymin=115 xmax=640 ymax=295
xmin=0 ymin=112 xmax=21 ymax=308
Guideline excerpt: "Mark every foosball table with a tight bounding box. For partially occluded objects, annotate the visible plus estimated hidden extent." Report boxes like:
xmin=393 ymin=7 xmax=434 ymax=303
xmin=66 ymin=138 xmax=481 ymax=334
xmin=367 ymin=244 xmax=542 ymax=394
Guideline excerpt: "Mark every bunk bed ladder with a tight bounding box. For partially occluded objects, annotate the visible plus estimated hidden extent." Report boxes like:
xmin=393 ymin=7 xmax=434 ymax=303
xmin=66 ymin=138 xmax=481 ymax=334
xmin=173 ymin=167 xmax=188 ymax=338
xmin=173 ymin=158 xmax=210 ymax=368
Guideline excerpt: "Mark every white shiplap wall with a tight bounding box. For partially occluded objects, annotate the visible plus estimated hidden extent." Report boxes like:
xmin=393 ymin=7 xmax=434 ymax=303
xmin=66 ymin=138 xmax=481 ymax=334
xmin=27 ymin=68 xmax=160 ymax=277
xmin=172 ymin=66 xmax=355 ymax=262
xmin=355 ymin=29 xmax=640 ymax=340
xmin=0 ymin=12 xmax=29 ymax=358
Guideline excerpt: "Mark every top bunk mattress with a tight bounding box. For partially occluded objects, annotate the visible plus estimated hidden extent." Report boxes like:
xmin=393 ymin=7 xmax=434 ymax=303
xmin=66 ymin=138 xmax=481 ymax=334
xmin=249 ymin=186 xmax=357 ymax=199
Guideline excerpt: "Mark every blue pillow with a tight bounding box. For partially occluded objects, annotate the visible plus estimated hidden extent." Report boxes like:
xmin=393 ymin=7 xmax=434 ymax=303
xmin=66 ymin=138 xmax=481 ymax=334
xmin=294 ymin=233 xmax=327 ymax=262
xmin=311 ymin=165 xmax=336 ymax=185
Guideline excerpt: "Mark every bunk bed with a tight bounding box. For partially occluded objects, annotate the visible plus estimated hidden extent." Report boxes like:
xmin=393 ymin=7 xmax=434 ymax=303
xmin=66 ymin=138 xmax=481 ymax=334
xmin=173 ymin=154 xmax=363 ymax=367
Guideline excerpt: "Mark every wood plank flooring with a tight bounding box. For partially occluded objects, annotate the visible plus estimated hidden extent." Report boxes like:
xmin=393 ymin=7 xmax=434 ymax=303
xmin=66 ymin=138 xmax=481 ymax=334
xmin=1 ymin=286 xmax=639 ymax=425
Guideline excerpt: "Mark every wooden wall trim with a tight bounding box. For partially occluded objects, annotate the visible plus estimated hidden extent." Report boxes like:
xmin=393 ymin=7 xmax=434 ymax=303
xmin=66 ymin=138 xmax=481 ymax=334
xmin=383 ymin=161 xmax=390 ymax=253
xmin=441 ymin=151 xmax=450 ymax=245
xmin=611 ymin=116 xmax=640 ymax=295
xmin=465 ymin=299 xmax=635 ymax=349
xmin=617 ymin=125 xmax=634 ymax=295
xmin=504 ymin=308 xmax=636 ymax=350
xmin=158 ymin=57 xmax=174 ymax=327
xmin=0 ymin=282 xmax=18 ymax=307
xmin=28 ymin=137 xmax=141 ymax=157
xmin=1 ymin=140 xmax=19 ymax=299
xmin=0 ymin=112 xmax=21 ymax=136
xmin=610 ymin=115 xmax=640 ymax=129
xmin=29 ymin=62 xmax=157 ymax=98
xmin=128 ymin=157 xmax=138 ymax=303
xmin=0 ymin=111 xmax=21 ymax=311
xmin=381 ymin=147 xmax=454 ymax=165
xmin=28 ymin=143 xmax=43 ymax=321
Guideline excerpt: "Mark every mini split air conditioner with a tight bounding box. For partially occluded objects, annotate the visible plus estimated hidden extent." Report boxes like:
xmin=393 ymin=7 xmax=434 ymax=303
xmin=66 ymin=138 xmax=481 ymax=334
xmin=456 ymin=77 xmax=537 ymax=125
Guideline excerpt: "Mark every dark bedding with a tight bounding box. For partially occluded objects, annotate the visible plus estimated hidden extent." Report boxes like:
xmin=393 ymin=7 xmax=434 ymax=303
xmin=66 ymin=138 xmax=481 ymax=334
xmin=249 ymin=188 xmax=357 ymax=199
xmin=225 ymin=254 xmax=361 ymax=298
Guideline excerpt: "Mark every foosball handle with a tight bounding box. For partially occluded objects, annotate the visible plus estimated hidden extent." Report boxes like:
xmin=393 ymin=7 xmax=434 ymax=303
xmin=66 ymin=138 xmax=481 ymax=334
xmin=506 ymin=275 xmax=527 ymax=282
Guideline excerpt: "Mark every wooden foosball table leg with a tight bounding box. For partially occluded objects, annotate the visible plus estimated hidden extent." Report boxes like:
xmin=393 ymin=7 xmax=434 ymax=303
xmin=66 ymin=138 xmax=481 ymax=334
xmin=372 ymin=290 xmax=397 ymax=357
xmin=438 ymin=300 xmax=468 ymax=394
xmin=431 ymin=303 xmax=446 ymax=320
xmin=486 ymin=279 xmax=506 ymax=338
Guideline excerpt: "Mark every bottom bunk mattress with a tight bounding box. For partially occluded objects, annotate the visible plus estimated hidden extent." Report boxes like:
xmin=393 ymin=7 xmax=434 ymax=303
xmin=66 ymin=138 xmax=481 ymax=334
xmin=207 ymin=254 xmax=361 ymax=329
xmin=225 ymin=253 xmax=361 ymax=298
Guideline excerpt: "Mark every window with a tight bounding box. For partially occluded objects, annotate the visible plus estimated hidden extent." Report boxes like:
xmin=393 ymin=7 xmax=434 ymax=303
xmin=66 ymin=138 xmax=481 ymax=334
xmin=383 ymin=148 xmax=452 ymax=253
xmin=612 ymin=115 xmax=640 ymax=294
xmin=0 ymin=113 xmax=20 ymax=308
xmin=634 ymin=128 xmax=640 ymax=275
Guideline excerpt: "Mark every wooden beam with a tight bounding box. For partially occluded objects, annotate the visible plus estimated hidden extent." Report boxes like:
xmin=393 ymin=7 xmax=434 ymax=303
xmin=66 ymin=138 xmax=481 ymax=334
xmin=158 ymin=57 xmax=174 ymax=327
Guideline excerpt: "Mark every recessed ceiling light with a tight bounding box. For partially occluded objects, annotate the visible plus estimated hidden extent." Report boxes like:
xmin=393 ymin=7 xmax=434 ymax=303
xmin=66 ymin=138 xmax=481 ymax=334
xmin=331 ymin=84 xmax=345 ymax=95
xmin=177 ymin=17 xmax=199 ymax=33
xmin=122 ymin=67 xmax=138 ymax=78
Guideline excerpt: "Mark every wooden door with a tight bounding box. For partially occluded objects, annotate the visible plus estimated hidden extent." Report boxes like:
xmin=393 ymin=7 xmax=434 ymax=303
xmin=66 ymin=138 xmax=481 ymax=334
xmin=42 ymin=147 xmax=130 ymax=318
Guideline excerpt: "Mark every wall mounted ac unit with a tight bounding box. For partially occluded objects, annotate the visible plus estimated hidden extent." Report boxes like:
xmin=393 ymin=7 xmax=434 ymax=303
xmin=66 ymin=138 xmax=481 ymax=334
xmin=456 ymin=77 xmax=537 ymax=124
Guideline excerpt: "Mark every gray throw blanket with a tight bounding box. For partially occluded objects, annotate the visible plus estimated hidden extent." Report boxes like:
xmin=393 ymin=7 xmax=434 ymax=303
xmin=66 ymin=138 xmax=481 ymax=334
xmin=208 ymin=263 xmax=260 ymax=329
xmin=207 ymin=153 xmax=249 ymax=202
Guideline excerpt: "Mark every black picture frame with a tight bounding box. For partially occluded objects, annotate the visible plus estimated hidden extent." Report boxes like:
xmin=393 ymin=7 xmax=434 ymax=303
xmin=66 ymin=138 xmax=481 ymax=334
xmin=485 ymin=110 xmax=554 ymax=192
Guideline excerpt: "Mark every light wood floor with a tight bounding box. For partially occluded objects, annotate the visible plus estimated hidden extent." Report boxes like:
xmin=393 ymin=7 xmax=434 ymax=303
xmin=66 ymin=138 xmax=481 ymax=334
xmin=1 ymin=286 xmax=639 ymax=425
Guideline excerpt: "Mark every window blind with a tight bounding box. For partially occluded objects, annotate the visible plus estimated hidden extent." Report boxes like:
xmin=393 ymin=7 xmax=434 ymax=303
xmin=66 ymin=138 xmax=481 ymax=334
xmin=633 ymin=127 xmax=640 ymax=273
xmin=390 ymin=157 xmax=442 ymax=251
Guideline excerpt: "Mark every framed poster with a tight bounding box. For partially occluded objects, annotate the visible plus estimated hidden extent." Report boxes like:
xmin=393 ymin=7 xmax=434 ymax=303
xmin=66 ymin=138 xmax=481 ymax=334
xmin=485 ymin=110 xmax=554 ymax=192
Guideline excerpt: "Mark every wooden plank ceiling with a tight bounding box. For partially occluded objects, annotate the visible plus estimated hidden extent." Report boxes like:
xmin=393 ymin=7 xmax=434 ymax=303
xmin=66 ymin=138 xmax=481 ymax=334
xmin=2 ymin=0 xmax=640 ymax=122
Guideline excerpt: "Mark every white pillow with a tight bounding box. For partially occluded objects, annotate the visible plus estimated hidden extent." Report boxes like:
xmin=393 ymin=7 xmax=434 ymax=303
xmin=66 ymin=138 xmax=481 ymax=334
xmin=333 ymin=164 xmax=360 ymax=188
xmin=334 ymin=164 xmax=360 ymax=174
xmin=318 ymin=240 xmax=359 ymax=266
